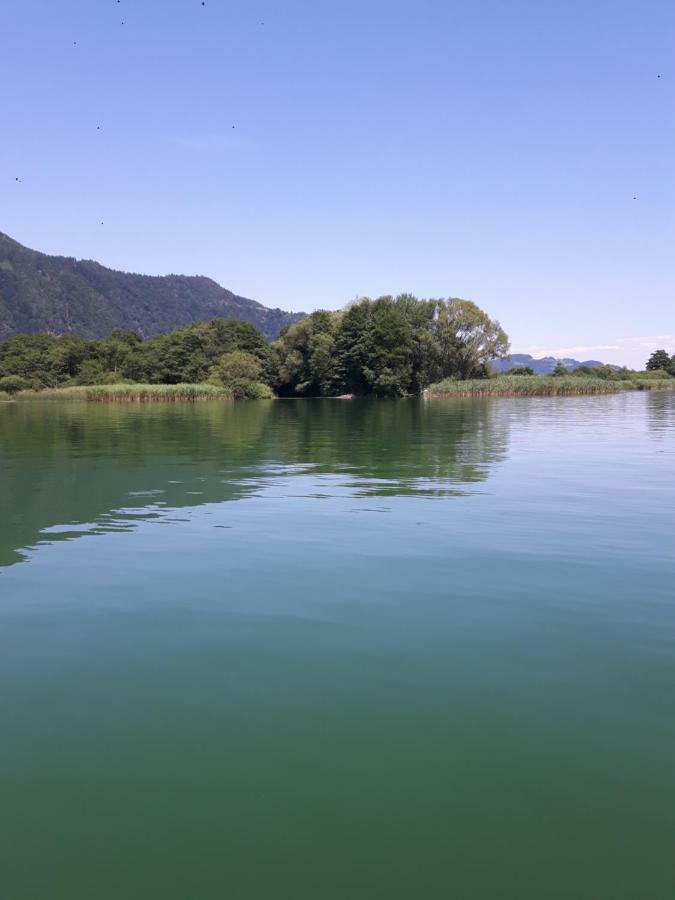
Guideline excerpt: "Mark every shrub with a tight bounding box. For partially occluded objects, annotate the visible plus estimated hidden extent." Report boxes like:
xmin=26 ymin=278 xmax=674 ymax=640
xmin=0 ymin=374 xmax=30 ymax=395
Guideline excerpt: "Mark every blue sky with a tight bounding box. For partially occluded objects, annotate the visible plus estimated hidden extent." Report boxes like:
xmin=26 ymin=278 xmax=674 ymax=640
xmin=1 ymin=0 xmax=672 ymax=366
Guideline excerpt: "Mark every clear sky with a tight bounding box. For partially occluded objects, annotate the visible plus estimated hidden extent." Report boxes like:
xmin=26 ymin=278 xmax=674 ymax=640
xmin=1 ymin=0 xmax=673 ymax=367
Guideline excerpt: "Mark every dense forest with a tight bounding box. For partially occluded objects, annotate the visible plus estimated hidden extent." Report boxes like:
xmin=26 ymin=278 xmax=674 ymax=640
xmin=0 ymin=296 xmax=509 ymax=398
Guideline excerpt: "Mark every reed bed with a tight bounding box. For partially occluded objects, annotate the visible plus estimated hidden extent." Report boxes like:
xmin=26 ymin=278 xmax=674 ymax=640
xmin=85 ymin=383 xmax=233 ymax=402
xmin=426 ymin=375 xmax=635 ymax=398
xmin=14 ymin=383 xmax=235 ymax=401
xmin=14 ymin=386 xmax=92 ymax=400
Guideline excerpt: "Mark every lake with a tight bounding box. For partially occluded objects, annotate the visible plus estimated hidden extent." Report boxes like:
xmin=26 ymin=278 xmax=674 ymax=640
xmin=1 ymin=393 xmax=674 ymax=899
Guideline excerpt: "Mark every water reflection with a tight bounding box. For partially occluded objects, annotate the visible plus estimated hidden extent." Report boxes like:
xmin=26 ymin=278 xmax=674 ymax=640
xmin=0 ymin=398 xmax=510 ymax=567
xmin=646 ymin=390 xmax=675 ymax=438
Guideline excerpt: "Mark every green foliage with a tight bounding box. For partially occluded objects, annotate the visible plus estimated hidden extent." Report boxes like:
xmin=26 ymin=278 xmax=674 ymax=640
xmin=434 ymin=298 xmax=509 ymax=380
xmin=646 ymin=349 xmax=674 ymax=373
xmin=76 ymin=359 xmax=119 ymax=385
xmin=2 ymin=291 xmax=512 ymax=398
xmin=508 ymin=366 xmax=535 ymax=375
xmin=208 ymin=350 xmax=272 ymax=400
xmin=632 ymin=368 xmax=673 ymax=380
xmin=0 ymin=319 xmax=274 ymax=393
xmin=552 ymin=362 xmax=569 ymax=377
xmin=272 ymin=295 xmax=509 ymax=397
xmin=0 ymin=374 xmax=30 ymax=395
xmin=272 ymin=310 xmax=343 ymax=396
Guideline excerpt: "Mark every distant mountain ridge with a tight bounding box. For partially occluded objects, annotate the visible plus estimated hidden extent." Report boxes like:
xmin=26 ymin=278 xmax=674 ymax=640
xmin=0 ymin=231 xmax=304 ymax=341
xmin=493 ymin=353 xmax=621 ymax=374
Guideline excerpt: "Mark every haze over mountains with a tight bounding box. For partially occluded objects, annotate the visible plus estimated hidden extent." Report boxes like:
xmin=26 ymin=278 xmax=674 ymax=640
xmin=0 ymin=232 xmax=303 ymax=342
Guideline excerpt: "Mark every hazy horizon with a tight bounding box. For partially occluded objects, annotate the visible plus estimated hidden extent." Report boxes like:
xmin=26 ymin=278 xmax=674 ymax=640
xmin=2 ymin=0 xmax=673 ymax=368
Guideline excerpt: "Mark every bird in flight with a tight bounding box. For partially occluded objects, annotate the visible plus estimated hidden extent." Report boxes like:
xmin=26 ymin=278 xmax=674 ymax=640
xmin=15 ymin=177 xmax=21 ymax=183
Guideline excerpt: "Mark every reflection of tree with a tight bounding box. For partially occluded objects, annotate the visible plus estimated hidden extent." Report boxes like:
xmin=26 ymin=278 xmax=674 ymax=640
xmin=646 ymin=391 xmax=675 ymax=439
xmin=0 ymin=401 xmax=273 ymax=567
xmin=0 ymin=398 xmax=510 ymax=567
xmin=267 ymin=398 xmax=509 ymax=494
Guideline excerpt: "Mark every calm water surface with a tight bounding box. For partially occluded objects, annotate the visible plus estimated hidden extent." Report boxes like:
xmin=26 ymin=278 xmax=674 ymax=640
xmin=1 ymin=394 xmax=674 ymax=899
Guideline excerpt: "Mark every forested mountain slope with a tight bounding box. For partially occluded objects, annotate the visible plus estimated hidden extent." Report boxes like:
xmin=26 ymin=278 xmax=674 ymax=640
xmin=0 ymin=232 xmax=303 ymax=341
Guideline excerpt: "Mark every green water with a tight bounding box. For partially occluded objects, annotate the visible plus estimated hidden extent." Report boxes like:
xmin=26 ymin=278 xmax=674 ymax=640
xmin=1 ymin=394 xmax=674 ymax=899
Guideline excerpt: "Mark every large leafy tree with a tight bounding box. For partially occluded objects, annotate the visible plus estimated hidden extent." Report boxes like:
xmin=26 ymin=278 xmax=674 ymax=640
xmin=646 ymin=349 xmax=672 ymax=372
xmin=433 ymin=298 xmax=509 ymax=380
xmin=208 ymin=350 xmax=272 ymax=399
xmin=333 ymin=296 xmax=440 ymax=396
xmin=272 ymin=310 xmax=342 ymax=396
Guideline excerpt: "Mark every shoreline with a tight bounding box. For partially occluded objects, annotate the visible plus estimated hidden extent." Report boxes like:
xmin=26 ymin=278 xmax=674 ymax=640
xmin=3 ymin=376 xmax=673 ymax=404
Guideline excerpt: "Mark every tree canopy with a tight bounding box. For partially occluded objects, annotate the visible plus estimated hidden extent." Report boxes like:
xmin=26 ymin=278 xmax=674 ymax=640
xmin=1 ymin=296 xmax=511 ymax=397
xmin=646 ymin=349 xmax=674 ymax=374
xmin=273 ymin=295 xmax=509 ymax=397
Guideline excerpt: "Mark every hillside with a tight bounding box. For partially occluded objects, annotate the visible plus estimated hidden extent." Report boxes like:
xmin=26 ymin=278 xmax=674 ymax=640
xmin=493 ymin=353 xmax=620 ymax=374
xmin=0 ymin=232 xmax=303 ymax=341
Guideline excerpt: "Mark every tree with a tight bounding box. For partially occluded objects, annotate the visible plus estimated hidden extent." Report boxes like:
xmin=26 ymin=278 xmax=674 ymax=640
xmin=76 ymin=359 xmax=117 ymax=385
xmin=433 ymin=298 xmax=509 ymax=380
xmin=0 ymin=374 xmax=30 ymax=395
xmin=272 ymin=310 xmax=342 ymax=396
xmin=552 ymin=362 xmax=569 ymax=377
xmin=208 ymin=351 xmax=272 ymax=399
xmin=646 ymin=349 xmax=672 ymax=371
xmin=509 ymin=366 xmax=534 ymax=376
xmin=209 ymin=350 xmax=262 ymax=383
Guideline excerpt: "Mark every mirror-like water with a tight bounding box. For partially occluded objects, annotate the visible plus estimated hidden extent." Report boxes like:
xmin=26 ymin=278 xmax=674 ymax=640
xmin=1 ymin=393 xmax=674 ymax=899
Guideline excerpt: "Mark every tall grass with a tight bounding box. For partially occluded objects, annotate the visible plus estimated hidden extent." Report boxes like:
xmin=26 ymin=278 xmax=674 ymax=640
xmin=426 ymin=375 xmax=636 ymax=397
xmin=85 ymin=383 xmax=234 ymax=402
xmin=11 ymin=383 xmax=233 ymax=402
xmin=17 ymin=386 xmax=92 ymax=400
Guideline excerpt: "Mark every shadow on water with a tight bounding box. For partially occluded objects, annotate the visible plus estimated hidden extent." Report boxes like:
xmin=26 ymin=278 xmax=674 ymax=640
xmin=0 ymin=398 xmax=510 ymax=567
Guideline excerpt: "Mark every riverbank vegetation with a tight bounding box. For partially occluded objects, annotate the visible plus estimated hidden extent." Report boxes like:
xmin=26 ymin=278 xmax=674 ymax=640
xmin=428 ymin=369 xmax=674 ymax=397
xmin=0 ymin=297 xmax=673 ymax=400
xmin=86 ymin=384 xmax=234 ymax=402
xmin=0 ymin=296 xmax=509 ymax=399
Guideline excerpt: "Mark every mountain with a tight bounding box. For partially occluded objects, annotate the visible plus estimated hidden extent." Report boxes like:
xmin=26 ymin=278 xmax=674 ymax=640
xmin=493 ymin=353 xmax=621 ymax=374
xmin=0 ymin=232 xmax=304 ymax=342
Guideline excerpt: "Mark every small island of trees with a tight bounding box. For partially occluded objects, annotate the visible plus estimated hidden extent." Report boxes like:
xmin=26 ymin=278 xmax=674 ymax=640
xmin=0 ymin=296 xmax=673 ymax=401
